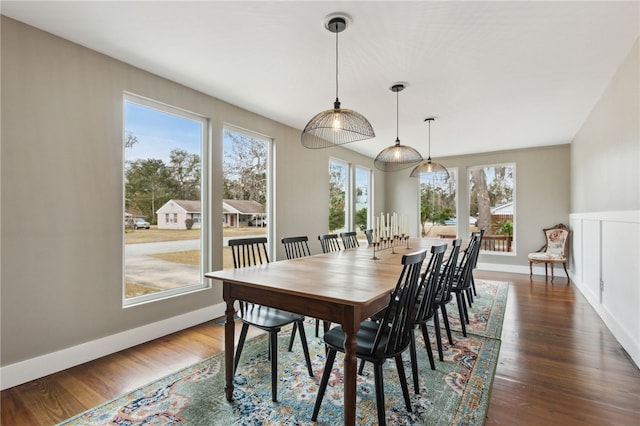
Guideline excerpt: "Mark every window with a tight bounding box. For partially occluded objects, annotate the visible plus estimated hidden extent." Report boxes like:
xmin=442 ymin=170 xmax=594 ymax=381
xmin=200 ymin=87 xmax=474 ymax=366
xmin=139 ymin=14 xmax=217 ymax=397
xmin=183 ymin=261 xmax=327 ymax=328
xmin=355 ymin=166 xmax=372 ymax=231
xmin=329 ymin=159 xmax=349 ymax=233
xmin=222 ymin=127 xmax=270 ymax=268
xmin=469 ymin=163 xmax=515 ymax=253
xmin=123 ymin=94 xmax=208 ymax=305
xmin=420 ymin=169 xmax=457 ymax=237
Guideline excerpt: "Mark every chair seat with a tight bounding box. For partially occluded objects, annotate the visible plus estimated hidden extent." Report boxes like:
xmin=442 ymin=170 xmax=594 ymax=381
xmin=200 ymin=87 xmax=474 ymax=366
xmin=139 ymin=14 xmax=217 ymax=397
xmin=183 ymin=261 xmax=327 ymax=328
xmin=323 ymin=321 xmax=405 ymax=359
xmin=240 ymin=305 xmax=305 ymax=330
xmin=528 ymin=252 xmax=566 ymax=261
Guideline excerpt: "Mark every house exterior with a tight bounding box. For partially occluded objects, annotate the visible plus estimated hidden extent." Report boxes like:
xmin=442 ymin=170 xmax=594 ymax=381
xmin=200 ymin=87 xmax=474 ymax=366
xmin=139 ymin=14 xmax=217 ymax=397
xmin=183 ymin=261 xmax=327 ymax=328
xmin=155 ymin=199 xmax=265 ymax=229
xmin=156 ymin=200 xmax=201 ymax=230
xmin=222 ymin=199 xmax=265 ymax=227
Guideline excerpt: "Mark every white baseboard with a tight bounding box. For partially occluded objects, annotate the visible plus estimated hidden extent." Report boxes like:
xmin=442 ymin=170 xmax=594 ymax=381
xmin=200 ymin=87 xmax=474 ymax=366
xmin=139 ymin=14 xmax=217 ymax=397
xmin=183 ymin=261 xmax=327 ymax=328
xmin=476 ymin=262 xmax=565 ymax=277
xmin=0 ymin=303 xmax=226 ymax=390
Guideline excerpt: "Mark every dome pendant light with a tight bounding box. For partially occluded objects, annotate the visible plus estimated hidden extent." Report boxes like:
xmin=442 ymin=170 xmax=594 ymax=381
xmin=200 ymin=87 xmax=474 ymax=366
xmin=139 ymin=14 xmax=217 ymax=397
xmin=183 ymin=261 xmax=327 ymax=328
xmin=374 ymin=83 xmax=423 ymax=172
xmin=301 ymin=16 xmax=375 ymax=149
xmin=410 ymin=117 xmax=449 ymax=178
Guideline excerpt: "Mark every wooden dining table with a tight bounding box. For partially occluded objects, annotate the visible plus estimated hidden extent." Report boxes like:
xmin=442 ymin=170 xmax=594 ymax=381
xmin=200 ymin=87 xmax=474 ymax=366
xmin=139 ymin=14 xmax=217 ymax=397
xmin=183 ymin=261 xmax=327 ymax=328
xmin=205 ymin=238 xmax=447 ymax=425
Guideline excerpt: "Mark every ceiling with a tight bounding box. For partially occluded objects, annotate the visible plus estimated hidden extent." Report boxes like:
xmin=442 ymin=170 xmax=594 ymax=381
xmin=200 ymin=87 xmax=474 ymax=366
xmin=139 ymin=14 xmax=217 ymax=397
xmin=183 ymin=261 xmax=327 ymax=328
xmin=3 ymin=1 xmax=638 ymax=160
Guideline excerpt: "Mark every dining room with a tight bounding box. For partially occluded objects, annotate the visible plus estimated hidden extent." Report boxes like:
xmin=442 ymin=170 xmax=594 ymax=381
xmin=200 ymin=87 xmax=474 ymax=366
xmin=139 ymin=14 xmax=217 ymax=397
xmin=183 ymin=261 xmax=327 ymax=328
xmin=1 ymin=2 xmax=639 ymax=424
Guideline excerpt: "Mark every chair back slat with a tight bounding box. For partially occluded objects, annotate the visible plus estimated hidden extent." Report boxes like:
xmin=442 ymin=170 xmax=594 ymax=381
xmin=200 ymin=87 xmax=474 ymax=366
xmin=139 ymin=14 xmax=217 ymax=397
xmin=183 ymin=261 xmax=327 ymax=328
xmin=281 ymin=236 xmax=311 ymax=259
xmin=364 ymin=229 xmax=373 ymax=244
xmin=436 ymin=238 xmax=462 ymax=303
xmin=340 ymin=231 xmax=360 ymax=249
xmin=318 ymin=234 xmax=341 ymax=253
xmin=371 ymin=249 xmax=428 ymax=355
xmin=228 ymin=237 xmax=270 ymax=316
xmin=414 ymin=244 xmax=448 ymax=324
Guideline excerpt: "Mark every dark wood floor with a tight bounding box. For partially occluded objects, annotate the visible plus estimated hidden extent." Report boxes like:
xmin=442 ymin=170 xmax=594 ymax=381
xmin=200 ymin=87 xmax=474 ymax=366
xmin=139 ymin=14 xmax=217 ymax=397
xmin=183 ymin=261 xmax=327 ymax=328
xmin=2 ymin=271 xmax=639 ymax=425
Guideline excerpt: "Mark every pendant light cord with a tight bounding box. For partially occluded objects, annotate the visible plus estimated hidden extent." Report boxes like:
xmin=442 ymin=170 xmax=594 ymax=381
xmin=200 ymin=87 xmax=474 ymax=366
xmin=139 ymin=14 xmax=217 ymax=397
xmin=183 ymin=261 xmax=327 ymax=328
xmin=396 ymin=89 xmax=400 ymax=143
xmin=335 ymin=23 xmax=339 ymax=102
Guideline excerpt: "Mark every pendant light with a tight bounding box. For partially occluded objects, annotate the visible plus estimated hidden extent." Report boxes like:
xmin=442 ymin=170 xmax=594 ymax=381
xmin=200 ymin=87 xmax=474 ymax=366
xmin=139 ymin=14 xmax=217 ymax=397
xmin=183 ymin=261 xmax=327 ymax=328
xmin=410 ymin=117 xmax=450 ymax=178
xmin=374 ymin=83 xmax=423 ymax=172
xmin=301 ymin=16 xmax=375 ymax=149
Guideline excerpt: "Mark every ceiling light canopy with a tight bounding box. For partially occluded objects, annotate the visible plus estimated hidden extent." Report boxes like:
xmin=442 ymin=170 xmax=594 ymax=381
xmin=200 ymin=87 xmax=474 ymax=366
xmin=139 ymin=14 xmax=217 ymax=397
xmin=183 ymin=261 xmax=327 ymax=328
xmin=301 ymin=15 xmax=375 ymax=149
xmin=374 ymin=83 xmax=423 ymax=172
xmin=410 ymin=117 xmax=449 ymax=178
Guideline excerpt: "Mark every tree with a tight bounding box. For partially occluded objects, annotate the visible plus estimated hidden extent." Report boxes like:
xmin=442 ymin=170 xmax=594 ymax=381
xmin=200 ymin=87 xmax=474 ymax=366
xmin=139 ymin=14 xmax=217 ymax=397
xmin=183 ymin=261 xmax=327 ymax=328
xmin=470 ymin=168 xmax=492 ymax=232
xmin=125 ymin=159 xmax=172 ymax=223
xmin=329 ymin=162 xmax=346 ymax=231
xmin=124 ymin=131 xmax=139 ymax=149
xmin=223 ymin=130 xmax=267 ymax=205
xmin=168 ymin=148 xmax=200 ymax=200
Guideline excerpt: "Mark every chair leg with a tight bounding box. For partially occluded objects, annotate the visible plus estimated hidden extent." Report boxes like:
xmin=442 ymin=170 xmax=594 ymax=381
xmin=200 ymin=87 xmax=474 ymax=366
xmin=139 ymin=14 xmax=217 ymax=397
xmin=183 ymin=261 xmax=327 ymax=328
xmin=471 ymin=274 xmax=477 ymax=296
xmin=551 ymin=261 xmax=555 ymax=282
xmin=420 ymin=323 xmax=436 ymax=371
xmin=409 ymin=329 xmax=420 ymax=394
xmin=373 ymin=362 xmax=387 ymax=426
xmin=315 ymin=319 xmax=320 ymax=337
xmin=296 ymin=320 xmax=314 ymax=377
xmin=311 ymin=348 xmax=337 ymax=421
xmin=358 ymin=359 xmax=367 ymax=375
xmin=433 ymin=311 xmax=444 ymax=362
xmin=440 ymin=304 xmax=454 ymax=345
xmin=456 ymin=292 xmax=467 ymax=337
xmin=394 ymin=355 xmax=412 ymax=412
xmin=288 ymin=322 xmax=298 ymax=351
xmin=563 ymin=262 xmax=570 ymax=281
xmin=234 ymin=323 xmax=250 ymax=374
xmin=529 ymin=261 xmax=533 ymax=277
xmin=269 ymin=331 xmax=278 ymax=402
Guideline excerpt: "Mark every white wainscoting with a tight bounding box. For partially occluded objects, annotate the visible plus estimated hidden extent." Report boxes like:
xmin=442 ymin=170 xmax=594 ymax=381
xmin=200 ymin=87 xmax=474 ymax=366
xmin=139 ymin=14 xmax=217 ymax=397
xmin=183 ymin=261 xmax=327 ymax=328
xmin=0 ymin=303 xmax=226 ymax=390
xmin=570 ymin=210 xmax=640 ymax=368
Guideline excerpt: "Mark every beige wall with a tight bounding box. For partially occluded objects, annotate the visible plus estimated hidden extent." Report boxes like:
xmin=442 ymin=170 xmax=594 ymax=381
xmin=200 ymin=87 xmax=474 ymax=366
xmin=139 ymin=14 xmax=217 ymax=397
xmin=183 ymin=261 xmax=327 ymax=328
xmin=0 ymin=17 xmax=383 ymax=368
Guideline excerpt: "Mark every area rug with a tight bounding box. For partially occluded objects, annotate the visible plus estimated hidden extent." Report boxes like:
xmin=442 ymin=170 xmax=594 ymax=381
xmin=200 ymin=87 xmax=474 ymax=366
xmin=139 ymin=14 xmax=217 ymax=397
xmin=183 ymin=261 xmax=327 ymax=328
xmin=59 ymin=280 xmax=507 ymax=426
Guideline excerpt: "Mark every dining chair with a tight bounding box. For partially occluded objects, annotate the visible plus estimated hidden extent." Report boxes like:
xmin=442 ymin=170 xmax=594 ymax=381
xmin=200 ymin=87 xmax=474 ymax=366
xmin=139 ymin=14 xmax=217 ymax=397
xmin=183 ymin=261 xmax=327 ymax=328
xmin=449 ymin=233 xmax=481 ymax=337
xmin=364 ymin=228 xmax=374 ymax=244
xmin=340 ymin=231 xmax=359 ymax=249
xmin=528 ymin=223 xmax=570 ymax=282
xmin=432 ymin=238 xmax=462 ymax=361
xmin=312 ymin=249 xmax=428 ymax=426
xmin=281 ymin=236 xmax=330 ymax=338
xmin=228 ymin=237 xmax=313 ymax=402
xmin=408 ymin=243 xmax=447 ymax=392
xmin=318 ymin=233 xmax=341 ymax=253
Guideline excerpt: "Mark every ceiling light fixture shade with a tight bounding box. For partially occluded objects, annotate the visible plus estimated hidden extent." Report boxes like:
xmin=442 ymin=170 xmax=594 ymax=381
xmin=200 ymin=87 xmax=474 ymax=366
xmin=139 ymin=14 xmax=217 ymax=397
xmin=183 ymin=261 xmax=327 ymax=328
xmin=374 ymin=83 xmax=423 ymax=172
xmin=301 ymin=16 xmax=375 ymax=149
xmin=410 ymin=117 xmax=450 ymax=178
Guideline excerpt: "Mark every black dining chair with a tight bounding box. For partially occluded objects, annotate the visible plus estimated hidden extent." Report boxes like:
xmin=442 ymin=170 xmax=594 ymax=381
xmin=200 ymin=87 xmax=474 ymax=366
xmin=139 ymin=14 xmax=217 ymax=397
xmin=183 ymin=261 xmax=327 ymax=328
xmin=450 ymin=233 xmax=481 ymax=337
xmin=364 ymin=228 xmax=374 ymax=244
xmin=281 ymin=236 xmax=330 ymax=338
xmin=318 ymin=233 xmax=341 ymax=253
xmin=432 ymin=238 xmax=462 ymax=361
xmin=312 ymin=249 xmax=428 ymax=426
xmin=339 ymin=231 xmax=360 ymax=249
xmin=228 ymin=237 xmax=313 ymax=402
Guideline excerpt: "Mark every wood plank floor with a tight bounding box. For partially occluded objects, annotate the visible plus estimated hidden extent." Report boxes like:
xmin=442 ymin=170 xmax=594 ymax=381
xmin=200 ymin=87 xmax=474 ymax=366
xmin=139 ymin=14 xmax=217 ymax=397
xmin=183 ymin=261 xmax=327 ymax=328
xmin=2 ymin=271 xmax=639 ymax=425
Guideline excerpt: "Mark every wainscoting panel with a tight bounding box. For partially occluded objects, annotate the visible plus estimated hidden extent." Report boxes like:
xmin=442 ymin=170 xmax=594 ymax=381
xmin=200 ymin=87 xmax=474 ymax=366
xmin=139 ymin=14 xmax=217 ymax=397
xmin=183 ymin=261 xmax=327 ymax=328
xmin=570 ymin=211 xmax=640 ymax=368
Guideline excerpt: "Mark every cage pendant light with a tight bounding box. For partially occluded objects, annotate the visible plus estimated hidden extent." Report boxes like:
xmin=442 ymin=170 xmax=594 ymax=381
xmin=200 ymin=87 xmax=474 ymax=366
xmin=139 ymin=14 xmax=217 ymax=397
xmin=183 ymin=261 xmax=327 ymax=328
xmin=374 ymin=83 xmax=423 ymax=172
xmin=301 ymin=16 xmax=375 ymax=149
xmin=410 ymin=117 xmax=449 ymax=178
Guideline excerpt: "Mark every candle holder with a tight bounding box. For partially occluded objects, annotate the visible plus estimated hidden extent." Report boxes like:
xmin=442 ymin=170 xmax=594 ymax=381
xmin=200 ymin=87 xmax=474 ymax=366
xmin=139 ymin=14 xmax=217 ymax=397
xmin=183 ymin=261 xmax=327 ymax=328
xmin=391 ymin=235 xmax=399 ymax=253
xmin=404 ymin=234 xmax=411 ymax=249
xmin=371 ymin=241 xmax=380 ymax=260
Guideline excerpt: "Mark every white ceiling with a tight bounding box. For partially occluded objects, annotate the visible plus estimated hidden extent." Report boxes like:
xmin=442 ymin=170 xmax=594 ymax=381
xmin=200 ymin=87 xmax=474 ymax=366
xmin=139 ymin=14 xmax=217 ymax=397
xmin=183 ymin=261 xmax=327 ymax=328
xmin=2 ymin=1 xmax=638 ymax=160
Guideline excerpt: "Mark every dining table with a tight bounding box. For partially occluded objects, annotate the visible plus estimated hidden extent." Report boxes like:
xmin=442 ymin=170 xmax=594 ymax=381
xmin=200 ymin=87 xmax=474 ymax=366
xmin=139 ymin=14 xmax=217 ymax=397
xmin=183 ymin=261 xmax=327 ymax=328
xmin=205 ymin=237 xmax=448 ymax=425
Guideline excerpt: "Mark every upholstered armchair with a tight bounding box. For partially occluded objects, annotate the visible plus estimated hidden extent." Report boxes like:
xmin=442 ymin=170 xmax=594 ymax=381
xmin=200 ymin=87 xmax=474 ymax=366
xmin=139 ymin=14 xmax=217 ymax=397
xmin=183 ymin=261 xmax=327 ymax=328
xmin=528 ymin=223 xmax=570 ymax=282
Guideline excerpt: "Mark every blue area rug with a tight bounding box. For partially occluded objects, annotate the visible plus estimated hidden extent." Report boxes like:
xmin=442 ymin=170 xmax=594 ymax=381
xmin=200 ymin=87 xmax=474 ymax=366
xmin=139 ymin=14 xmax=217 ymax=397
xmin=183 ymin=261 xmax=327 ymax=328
xmin=59 ymin=280 xmax=508 ymax=425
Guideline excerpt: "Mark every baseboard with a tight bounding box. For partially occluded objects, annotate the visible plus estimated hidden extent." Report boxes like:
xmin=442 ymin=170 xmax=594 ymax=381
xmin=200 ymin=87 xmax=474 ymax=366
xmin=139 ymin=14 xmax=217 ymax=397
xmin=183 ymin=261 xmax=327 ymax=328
xmin=0 ymin=303 xmax=226 ymax=390
xmin=476 ymin=262 xmax=566 ymax=277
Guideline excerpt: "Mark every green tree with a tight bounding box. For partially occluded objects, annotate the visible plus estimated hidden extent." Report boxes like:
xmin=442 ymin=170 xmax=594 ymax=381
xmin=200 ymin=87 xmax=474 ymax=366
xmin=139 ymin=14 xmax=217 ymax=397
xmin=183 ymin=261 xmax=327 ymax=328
xmin=329 ymin=162 xmax=346 ymax=231
xmin=168 ymin=148 xmax=200 ymax=200
xmin=125 ymin=158 xmax=172 ymax=223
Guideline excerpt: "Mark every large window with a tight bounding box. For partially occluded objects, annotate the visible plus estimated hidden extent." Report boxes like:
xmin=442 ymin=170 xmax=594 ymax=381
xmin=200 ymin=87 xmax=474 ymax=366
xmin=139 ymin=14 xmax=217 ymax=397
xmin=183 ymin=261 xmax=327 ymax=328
xmin=469 ymin=163 xmax=515 ymax=253
xmin=222 ymin=127 xmax=270 ymax=268
xmin=329 ymin=159 xmax=349 ymax=233
xmin=355 ymin=166 xmax=372 ymax=231
xmin=123 ymin=94 xmax=207 ymax=305
xmin=420 ymin=169 xmax=457 ymax=237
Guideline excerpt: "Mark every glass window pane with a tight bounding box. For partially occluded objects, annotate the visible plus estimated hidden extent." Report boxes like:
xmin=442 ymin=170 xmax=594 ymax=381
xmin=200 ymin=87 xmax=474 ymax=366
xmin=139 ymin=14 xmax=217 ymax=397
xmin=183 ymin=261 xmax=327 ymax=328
xmin=329 ymin=159 xmax=348 ymax=233
xmin=420 ymin=170 xmax=457 ymax=237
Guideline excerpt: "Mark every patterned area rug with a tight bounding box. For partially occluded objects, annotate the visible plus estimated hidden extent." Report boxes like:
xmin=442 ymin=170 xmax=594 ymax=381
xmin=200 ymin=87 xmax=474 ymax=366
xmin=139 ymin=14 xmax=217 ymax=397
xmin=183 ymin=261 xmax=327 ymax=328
xmin=59 ymin=280 xmax=508 ymax=426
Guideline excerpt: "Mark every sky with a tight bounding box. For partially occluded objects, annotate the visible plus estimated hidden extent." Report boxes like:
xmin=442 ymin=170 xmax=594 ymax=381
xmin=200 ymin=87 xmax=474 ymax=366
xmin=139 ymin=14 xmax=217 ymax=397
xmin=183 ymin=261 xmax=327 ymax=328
xmin=124 ymin=100 xmax=202 ymax=163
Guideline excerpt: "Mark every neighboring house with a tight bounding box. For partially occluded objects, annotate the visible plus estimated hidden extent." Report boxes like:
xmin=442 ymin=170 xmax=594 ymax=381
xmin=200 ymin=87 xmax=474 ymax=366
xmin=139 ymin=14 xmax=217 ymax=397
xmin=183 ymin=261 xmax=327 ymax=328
xmin=156 ymin=200 xmax=201 ymax=230
xmin=223 ymin=199 xmax=265 ymax=227
xmin=490 ymin=202 xmax=514 ymax=230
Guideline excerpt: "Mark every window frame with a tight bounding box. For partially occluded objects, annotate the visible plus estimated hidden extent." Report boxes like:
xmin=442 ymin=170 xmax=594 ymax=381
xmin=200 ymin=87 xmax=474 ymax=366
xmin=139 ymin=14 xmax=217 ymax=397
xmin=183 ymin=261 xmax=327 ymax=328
xmin=122 ymin=92 xmax=210 ymax=307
